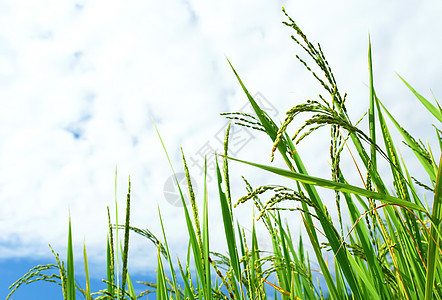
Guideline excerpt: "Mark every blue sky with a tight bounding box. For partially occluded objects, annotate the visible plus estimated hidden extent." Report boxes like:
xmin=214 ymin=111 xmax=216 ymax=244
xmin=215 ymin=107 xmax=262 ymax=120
xmin=1 ymin=257 xmax=159 ymax=299
xmin=1 ymin=0 xmax=441 ymax=298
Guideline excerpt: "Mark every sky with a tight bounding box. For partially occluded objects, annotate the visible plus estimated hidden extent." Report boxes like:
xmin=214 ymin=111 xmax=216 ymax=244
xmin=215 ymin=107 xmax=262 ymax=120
xmin=1 ymin=0 xmax=441 ymax=299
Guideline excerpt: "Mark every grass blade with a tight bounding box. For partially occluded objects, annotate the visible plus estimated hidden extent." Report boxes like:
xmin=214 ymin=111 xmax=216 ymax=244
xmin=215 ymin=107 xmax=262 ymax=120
xmin=378 ymin=98 xmax=437 ymax=182
xmin=368 ymin=37 xmax=377 ymax=168
xmin=224 ymin=155 xmax=425 ymax=212
xmin=216 ymin=157 xmax=242 ymax=298
xmin=154 ymin=121 xmax=211 ymax=298
xmin=83 ymin=239 xmax=91 ymax=300
xmin=121 ymin=176 xmax=132 ymax=295
xmin=124 ymin=267 xmax=136 ymax=300
xmin=114 ymin=167 xmax=120 ymax=300
xmin=156 ymin=243 xmax=168 ymax=300
xmin=397 ymin=74 xmax=442 ymax=123
xmin=202 ymin=158 xmax=212 ymax=300
xmin=67 ymin=213 xmax=76 ymax=300
xmin=158 ymin=206 xmax=182 ymax=300
xmin=425 ymin=154 xmax=442 ymax=300
xmin=106 ymin=207 xmax=115 ymax=299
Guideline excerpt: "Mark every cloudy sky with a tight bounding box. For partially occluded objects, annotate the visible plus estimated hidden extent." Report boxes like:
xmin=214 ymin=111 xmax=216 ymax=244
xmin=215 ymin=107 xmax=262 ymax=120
xmin=1 ymin=0 xmax=441 ymax=297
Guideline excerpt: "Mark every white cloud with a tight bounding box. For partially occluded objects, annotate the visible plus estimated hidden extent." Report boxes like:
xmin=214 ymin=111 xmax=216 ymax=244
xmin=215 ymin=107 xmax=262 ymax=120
xmin=0 ymin=0 xmax=440 ymax=276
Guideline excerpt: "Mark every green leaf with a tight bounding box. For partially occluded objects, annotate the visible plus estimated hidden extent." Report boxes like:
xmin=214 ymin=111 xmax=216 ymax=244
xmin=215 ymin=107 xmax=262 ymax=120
xmin=67 ymin=214 xmax=76 ymax=300
xmin=223 ymin=155 xmax=425 ymax=212
xmin=158 ymin=207 xmax=181 ymax=300
xmin=125 ymin=270 xmax=136 ymax=300
xmin=216 ymin=157 xmax=242 ymax=298
xmin=378 ymin=98 xmax=437 ymax=181
xmin=425 ymin=154 xmax=442 ymax=300
xmin=202 ymin=158 xmax=212 ymax=300
xmin=398 ymin=74 xmax=442 ymax=123
xmin=83 ymin=239 xmax=91 ymax=300
xmin=368 ymin=37 xmax=377 ymax=168
xmin=154 ymin=121 xmax=209 ymax=298
xmin=106 ymin=235 xmax=114 ymax=298
xmin=156 ymin=244 xmax=168 ymax=300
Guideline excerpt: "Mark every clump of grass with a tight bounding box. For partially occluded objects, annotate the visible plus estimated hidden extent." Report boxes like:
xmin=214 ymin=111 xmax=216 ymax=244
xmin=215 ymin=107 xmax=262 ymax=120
xmin=7 ymin=7 xmax=441 ymax=300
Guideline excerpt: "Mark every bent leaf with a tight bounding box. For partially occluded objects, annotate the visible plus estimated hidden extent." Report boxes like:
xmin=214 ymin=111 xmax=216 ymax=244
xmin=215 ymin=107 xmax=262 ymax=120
xmin=222 ymin=155 xmax=426 ymax=212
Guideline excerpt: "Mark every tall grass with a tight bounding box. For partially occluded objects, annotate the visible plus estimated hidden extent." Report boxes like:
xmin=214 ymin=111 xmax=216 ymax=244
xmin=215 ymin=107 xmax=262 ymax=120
xmin=7 ymin=8 xmax=441 ymax=300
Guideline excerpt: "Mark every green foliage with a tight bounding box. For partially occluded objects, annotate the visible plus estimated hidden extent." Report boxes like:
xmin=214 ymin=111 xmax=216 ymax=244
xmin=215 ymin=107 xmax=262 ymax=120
xmin=7 ymin=7 xmax=441 ymax=300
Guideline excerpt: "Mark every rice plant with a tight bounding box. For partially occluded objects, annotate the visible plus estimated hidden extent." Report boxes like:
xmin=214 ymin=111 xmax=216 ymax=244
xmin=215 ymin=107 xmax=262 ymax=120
xmin=7 ymin=7 xmax=441 ymax=300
